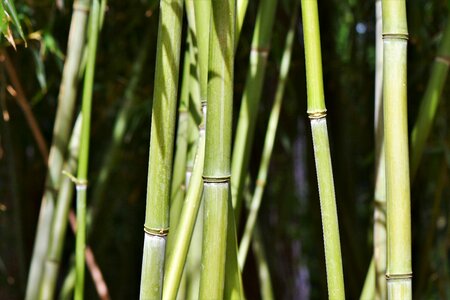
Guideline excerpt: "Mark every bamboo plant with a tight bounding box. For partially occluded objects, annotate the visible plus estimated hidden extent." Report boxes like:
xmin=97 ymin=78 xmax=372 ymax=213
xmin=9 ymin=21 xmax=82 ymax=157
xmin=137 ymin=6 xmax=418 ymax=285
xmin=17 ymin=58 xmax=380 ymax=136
xmin=75 ymin=0 xmax=101 ymax=297
xmin=373 ymin=0 xmax=387 ymax=298
xmin=231 ymin=0 xmax=278 ymax=219
xmin=198 ymin=0 xmax=234 ymax=297
xmin=300 ymin=0 xmax=345 ymax=298
xmin=39 ymin=115 xmax=82 ymax=300
xmin=382 ymin=0 xmax=412 ymax=298
xmin=238 ymin=2 xmax=298 ymax=268
xmin=25 ymin=1 xmax=91 ymax=298
xmin=139 ymin=0 xmax=183 ymax=297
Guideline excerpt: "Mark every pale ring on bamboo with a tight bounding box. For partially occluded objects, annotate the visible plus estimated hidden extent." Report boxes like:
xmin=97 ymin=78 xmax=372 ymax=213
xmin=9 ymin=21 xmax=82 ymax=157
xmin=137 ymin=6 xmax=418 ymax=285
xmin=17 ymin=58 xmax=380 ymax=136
xmin=73 ymin=2 xmax=90 ymax=12
xmin=202 ymin=174 xmax=231 ymax=183
xmin=256 ymin=179 xmax=266 ymax=187
xmin=435 ymin=55 xmax=450 ymax=66
xmin=250 ymin=47 xmax=270 ymax=58
xmin=385 ymin=273 xmax=413 ymax=280
xmin=144 ymin=226 xmax=169 ymax=237
xmin=307 ymin=110 xmax=327 ymax=119
xmin=382 ymin=33 xmax=409 ymax=41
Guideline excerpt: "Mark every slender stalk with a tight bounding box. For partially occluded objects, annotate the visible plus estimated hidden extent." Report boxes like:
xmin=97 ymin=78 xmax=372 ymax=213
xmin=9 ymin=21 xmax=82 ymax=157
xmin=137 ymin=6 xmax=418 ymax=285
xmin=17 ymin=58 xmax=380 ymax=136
xmin=74 ymin=0 xmax=101 ymax=298
xmin=163 ymin=118 xmax=205 ymax=300
xmin=39 ymin=115 xmax=82 ymax=300
xmin=25 ymin=1 xmax=90 ymax=298
xmin=360 ymin=258 xmax=376 ymax=300
xmin=382 ymin=0 xmax=411 ymax=298
xmin=168 ymin=46 xmax=190 ymax=234
xmin=199 ymin=0 xmax=234 ymax=297
xmin=236 ymin=0 xmax=249 ymax=45
xmin=373 ymin=1 xmax=387 ymax=298
xmin=252 ymin=223 xmax=274 ymax=300
xmin=231 ymin=0 xmax=278 ymax=220
xmin=139 ymin=0 xmax=183 ymax=297
xmin=194 ymin=0 xmax=211 ymax=106
xmin=410 ymin=20 xmax=450 ymax=180
xmin=238 ymin=3 xmax=298 ymax=267
xmin=2 ymin=51 xmax=48 ymax=162
xmin=300 ymin=0 xmax=345 ymax=298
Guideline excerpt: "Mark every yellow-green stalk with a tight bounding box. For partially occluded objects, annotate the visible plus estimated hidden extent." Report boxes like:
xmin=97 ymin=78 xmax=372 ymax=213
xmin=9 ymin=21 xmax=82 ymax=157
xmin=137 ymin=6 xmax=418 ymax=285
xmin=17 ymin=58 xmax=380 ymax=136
xmin=139 ymin=0 xmax=183 ymax=298
xmin=238 ymin=2 xmax=298 ymax=267
xmin=373 ymin=0 xmax=387 ymax=298
xmin=231 ymin=0 xmax=278 ymax=219
xmin=382 ymin=0 xmax=412 ymax=298
xmin=199 ymin=0 xmax=234 ymax=297
xmin=74 ymin=0 xmax=101 ymax=297
xmin=39 ymin=115 xmax=82 ymax=300
xmin=300 ymin=0 xmax=345 ymax=298
xmin=25 ymin=1 xmax=90 ymax=298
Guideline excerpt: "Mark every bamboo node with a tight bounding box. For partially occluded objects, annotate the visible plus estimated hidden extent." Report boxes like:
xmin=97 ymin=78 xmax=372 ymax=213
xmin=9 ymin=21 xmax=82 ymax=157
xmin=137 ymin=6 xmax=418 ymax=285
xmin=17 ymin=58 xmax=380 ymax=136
xmin=256 ymin=179 xmax=266 ymax=187
xmin=202 ymin=174 xmax=230 ymax=183
xmin=435 ymin=55 xmax=450 ymax=66
xmin=73 ymin=2 xmax=90 ymax=12
xmin=62 ymin=170 xmax=88 ymax=188
xmin=251 ymin=47 xmax=270 ymax=58
xmin=307 ymin=110 xmax=327 ymax=119
xmin=386 ymin=273 xmax=413 ymax=280
xmin=382 ymin=33 xmax=409 ymax=41
xmin=144 ymin=226 xmax=169 ymax=237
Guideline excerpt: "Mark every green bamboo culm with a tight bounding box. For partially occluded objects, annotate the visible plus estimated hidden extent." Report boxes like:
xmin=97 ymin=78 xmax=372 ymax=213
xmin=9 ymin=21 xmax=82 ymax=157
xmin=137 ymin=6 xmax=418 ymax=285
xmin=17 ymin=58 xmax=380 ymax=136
xmin=238 ymin=2 xmax=298 ymax=268
xmin=410 ymin=20 xmax=450 ymax=180
xmin=300 ymin=0 xmax=345 ymax=299
xmin=74 ymin=0 xmax=101 ymax=298
xmin=39 ymin=115 xmax=82 ymax=300
xmin=231 ymin=0 xmax=278 ymax=220
xmin=139 ymin=0 xmax=183 ymax=297
xmin=373 ymin=0 xmax=387 ymax=298
xmin=25 ymin=1 xmax=91 ymax=298
xmin=382 ymin=0 xmax=412 ymax=298
xmin=198 ymin=0 xmax=234 ymax=297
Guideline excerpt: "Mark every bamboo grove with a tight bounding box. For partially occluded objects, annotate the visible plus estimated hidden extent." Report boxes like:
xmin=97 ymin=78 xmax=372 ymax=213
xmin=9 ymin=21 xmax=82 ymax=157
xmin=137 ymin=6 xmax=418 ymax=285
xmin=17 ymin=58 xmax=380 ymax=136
xmin=1 ymin=0 xmax=450 ymax=299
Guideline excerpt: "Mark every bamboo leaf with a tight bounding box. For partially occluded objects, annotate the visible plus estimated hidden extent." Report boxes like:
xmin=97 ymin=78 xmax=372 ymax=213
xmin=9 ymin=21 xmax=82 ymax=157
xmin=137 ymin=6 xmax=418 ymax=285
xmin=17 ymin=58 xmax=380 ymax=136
xmin=2 ymin=0 xmax=26 ymax=46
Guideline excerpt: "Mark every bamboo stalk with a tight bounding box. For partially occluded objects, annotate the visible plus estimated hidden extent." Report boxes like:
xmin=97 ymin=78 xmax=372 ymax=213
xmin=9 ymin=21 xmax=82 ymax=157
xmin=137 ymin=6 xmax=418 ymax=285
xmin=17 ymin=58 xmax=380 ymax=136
xmin=139 ymin=0 xmax=183 ymax=297
xmin=252 ymin=223 xmax=274 ymax=300
xmin=74 ymin=0 xmax=101 ymax=297
xmin=198 ymin=0 xmax=234 ymax=297
xmin=410 ymin=20 xmax=450 ymax=180
xmin=238 ymin=3 xmax=298 ymax=268
xmin=382 ymin=0 xmax=412 ymax=298
xmin=39 ymin=115 xmax=82 ymax=300
xmin=300 ymin=0 xmax=345 ymax=298
xmin=25 ymin=1 xmax=90 ymax=298
xmin=373 ymin=0 xmax=387 ymax=298
xmin=231 ymin=0 xmax=278 ymax=220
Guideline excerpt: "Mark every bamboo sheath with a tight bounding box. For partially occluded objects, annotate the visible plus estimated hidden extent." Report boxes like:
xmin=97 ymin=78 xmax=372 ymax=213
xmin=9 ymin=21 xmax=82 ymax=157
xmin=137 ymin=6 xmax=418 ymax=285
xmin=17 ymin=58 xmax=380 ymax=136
xmin=231 ymin=0 xmax=278 ymax=220
xmin=300 ymin=0 xmax=345 ymax=299
xmin=199 ymin=0 xmax=235 ymax=297
xmin=238 ymin=3 xmax=298 ymax=268
xmin=139 ymin=0 xmax=183 ymax=298
xmin=382 ymin=0 xmax=412 ymax=298
xmin=25 ymin=1 xmax=90 ymax=298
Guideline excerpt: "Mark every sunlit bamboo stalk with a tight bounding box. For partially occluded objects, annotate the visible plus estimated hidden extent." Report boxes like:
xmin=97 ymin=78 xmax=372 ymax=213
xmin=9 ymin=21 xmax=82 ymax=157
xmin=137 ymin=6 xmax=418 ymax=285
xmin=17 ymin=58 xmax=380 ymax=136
xmin=139 ymin=0 xmax=183 ymax=297
xmin=198 ymin=0 xmax=234 ymax=297
xmin=382 ymin=0 xmax=412 ymax=298
xmin=74 ymin=0 xmax=101 ymax=297
xmin=300 ymin=0 xmax=345 ymax=298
